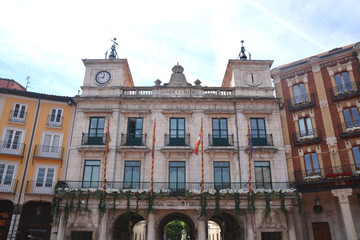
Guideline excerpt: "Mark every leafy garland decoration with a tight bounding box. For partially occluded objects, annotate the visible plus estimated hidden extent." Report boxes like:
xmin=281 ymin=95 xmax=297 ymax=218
xmin=96 ymin=190 xmax=106 ymax=218
xmin=279 ymin=190 xmax=287 ymax=215
xmin=135 ymin=193 xmax=140 ymax=216
xmin=199 ymin=193 xmax=208 ymax=219
xmin=126 ymin=192 xmax=131 ymax=218
xmin=296 ymin=191 xmax=302 ymax=215
xmin=76 ymin=189 xmax=82 ymax=214
xmin=247 ymin=191 xmax=255 ymax=213
xmin=112 ymin=191 xmax=118 ymax=216
xmin=214 ymin=190 xmax=221 ymax=216
xmin=84 ymin=190 xmax=90 ymax=212
xmin=264 ymin=192 xmax=271 ymax=218
xmin=147 ymin=193 xmax=154 ymax=215
xmin=51 ymin=197 xmax=60 ymax=219
xmin=64 ymin=198 xmax=70 ymax=219
xmin=234 ymin=193 xmax=241 ymax=215
xmin=69 ymin=191 xmax=75 ymax=213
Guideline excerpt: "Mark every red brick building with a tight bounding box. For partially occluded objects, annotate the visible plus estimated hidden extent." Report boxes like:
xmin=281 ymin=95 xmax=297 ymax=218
xmin=0 ymin=78 xmax=26 ymax=91
xmin=271 ymin=42 xmax=360 ymax=240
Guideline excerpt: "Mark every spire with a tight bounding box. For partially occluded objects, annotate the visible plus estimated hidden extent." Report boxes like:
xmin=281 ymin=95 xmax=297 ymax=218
xmin=238 ymin=40 xmax=251 ymax=60
xmin=105 ymin=38 xmax=119 ymax=59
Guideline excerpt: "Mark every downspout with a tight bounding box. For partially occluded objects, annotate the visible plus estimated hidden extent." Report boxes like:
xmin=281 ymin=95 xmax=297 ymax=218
xmin=353 ymin=51 xmax=360 ymax=74
xmin=233 ymin=101 xmax=242 ymax=183
xmin=112 ymin=102 xmax=121 ymax=181
xmin=9 ymin=97 xmax=41 ymax=239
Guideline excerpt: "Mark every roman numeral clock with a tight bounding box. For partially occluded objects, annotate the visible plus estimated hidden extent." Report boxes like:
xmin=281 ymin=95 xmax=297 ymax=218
xmin=243 ymin=71 xmax=263 ymax=87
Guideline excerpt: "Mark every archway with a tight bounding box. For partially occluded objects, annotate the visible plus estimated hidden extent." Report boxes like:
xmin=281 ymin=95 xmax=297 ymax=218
xmin=210 ymin=212 xmax=242 ymax=240
xmin=113 ymin=212 xmax=145 ymax=240
xmin=158 ymin=212 xmax=195 ymax=240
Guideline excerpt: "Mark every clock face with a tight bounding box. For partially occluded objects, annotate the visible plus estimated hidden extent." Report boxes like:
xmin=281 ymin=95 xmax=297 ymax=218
xmin=95 ymin=71 xmax=111 ymax=85
xmin=244 ymin=71 xmax=262 ymax=86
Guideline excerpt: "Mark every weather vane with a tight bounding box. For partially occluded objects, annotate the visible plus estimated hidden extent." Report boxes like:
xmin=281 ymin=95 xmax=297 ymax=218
xmin=238 ymin=40 xmax=251 ymax=60
xmin=105 ymin=38 xmax=119 ymax=59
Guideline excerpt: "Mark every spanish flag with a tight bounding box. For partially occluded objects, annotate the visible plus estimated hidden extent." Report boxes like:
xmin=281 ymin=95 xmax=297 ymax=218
xmin=194 ymin=120 xmax=203 ymax=155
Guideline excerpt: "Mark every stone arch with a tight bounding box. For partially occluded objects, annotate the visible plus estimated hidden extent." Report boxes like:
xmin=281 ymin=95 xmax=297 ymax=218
xmin=112 ymin=212 xmax=145 ymax=240
xmin=157 ymin=211 xmax=196 ymax=240
xmin=209 ymin=212 xmax=244 ymax=240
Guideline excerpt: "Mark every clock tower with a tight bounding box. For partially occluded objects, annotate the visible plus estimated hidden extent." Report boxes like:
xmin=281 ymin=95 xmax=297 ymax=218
xmin=222 ymin=41 xmax=274 ymax=97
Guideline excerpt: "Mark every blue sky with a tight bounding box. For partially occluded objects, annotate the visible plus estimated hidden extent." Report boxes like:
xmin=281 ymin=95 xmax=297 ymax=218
xmin=0 ymin=0 xmax=359 ymax=96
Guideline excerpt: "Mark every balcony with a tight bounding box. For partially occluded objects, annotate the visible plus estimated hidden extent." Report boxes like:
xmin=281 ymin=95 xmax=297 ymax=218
xmin=8 ymin=110 xmax=27 ymax=124
xmin=0 ymin=179 xmax=18 ymax=193
xmin=46 ymin=115 xmax=63 ymax=128
xmin=208 ymin=134 xmax=234 ymax=147
xmin=25 ymin=181 xmax=56 ymax=195
xmin=33 ymin=145 xmax=64 ymax=159
xmin=252 ymin=134 xmax=274 ymax=146
xmin=0 ymin=141 xmax=26 ymax=156
xmin=81 ymin=133 xmax=106 ymax=145
xmin=120 ymin=133 xmax=147 ymax=146
xmin=164 ymin=134 xmax=190 ymax=147
xmin=294 ymin=164 xmax=360 ymax=192
xmin=293 ymin=128 xmax=322 ymax=146
xmin=287 ymin=93 xmax=316 ymax=112
xmin=329 ymin=82 xmax=360 ymax=102
xmin=338 ymin=121 xmax=360 ymax=138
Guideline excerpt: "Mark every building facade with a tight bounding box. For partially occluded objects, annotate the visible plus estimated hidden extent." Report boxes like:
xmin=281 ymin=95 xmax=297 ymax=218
xmin=0 ymin=87 xmax=75 ymax=240
xmin=52 ymin=44 xmax=300 ymax=240
xmin=271 ymin=42 xmax=360 ymax=240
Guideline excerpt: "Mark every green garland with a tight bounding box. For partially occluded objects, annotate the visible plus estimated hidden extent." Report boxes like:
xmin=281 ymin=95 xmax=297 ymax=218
xmin=147 ymin=193 xmax=154 ymax=215
xmin=51 ymin=197 xmax=60 ymax=218
xmin=84 ymin=190 xmax=90 ymax=212
xmin=64 ymin=198 xmax=70 ymax=219
xmin=264 ymin=192 xmax=271 ymax=218
xmin=112 ymin=191 xmax=118 ymax=216
xmin=279 ymin=190 xmax=287 ymax=215
xmin=96 ymin=191 xmax=106 ymax=218
xmin=76 ymin=189 xmax=82 ymax=213
xmin=126 ymin=192 xmax=131 ymax=218
xmin=247 ymin=191 xmax=255 ymax=213
xmin=135 ymin=193 xmax=140 ymax=216
xmin=199 ymin=193 xmax=208 ymax=219
xmin=69 ymin=191 xmax=75 ymax=213
xmin=234 ymin=193 xmax=241 ymax=215
xmin=296 ymin=191 xmax=302 ymax=215
xmin=214 ymin=191 xmax=221 ymax=216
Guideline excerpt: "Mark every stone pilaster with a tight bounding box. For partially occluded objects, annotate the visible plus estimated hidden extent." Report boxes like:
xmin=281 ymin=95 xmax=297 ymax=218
xmin=98 ymin=212 xmax=108 ymax=240
xmin=197 ymin=220 xmax=207 ymax=240
xmin=147 ymin=213 xmax=156 ymax=240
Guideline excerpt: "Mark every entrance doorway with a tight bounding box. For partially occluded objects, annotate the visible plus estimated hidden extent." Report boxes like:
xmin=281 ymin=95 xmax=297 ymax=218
xmin=158 ymin=213 xmax=195 ymax=240
xmin=209 ymin=212 xmax=242 ymax=240
xmin=112 ymin=212 xmax=145 ymax=240
xmin=312 ymin=222 xmax=331 ymax=240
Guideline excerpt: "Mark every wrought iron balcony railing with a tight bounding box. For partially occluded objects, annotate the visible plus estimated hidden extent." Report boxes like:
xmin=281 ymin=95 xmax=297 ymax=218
xmin=33 ymin=145 xmax=64 ymax=159
xmin=252 ymin=134 xmax=274 ymax=146
xmin=0 ymin=179 xmax=18 ymax=193
xmin=0 ymin=141 xmax=26 ymax=156
xmin=338 ymin=121 xmax=360 ymax=138
xmin=25 ymin=181 xmax=57 ymax=195
xmin=120 ymin=133 xmax=147 ymax=146
xmin=8 ymin=110 xmax=27 ymax=123
xmin=47 ymin=115 xmax=63 ymax=127
xmin=293 ymin=128 xmax=322 ymax=146
xmin=287 ymin=93 xmax=316 ymax=112
xmin=164 ymin=134 xmax=190 ymax=147
xmin=81 ymin=133 xmax=107 ymax=145
xmin=329 ymin=82 xmax=360 ymax=102
xmin=208 ymin=134 xmax=234 ymax=147
xmin=57 ymin=181 xmax=295 ymax=193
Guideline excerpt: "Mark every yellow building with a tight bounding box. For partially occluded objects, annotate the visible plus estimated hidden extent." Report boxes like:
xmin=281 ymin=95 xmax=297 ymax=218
xmin=0 ymin=87 xmax=75 ymax=240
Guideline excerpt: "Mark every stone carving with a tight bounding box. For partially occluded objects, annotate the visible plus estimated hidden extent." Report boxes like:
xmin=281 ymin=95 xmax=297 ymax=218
xmin=319 ymin=100 xmax=328 ymax=108
xmin=69 ymin=212 xmax=95 ymax=228
xmin=260 ymin=210 xmax=283 ymax=228
xmin=326 ymin=137 xmax=337 ymax=147
xmin=164 ymin=63 xmax=192 ymax=87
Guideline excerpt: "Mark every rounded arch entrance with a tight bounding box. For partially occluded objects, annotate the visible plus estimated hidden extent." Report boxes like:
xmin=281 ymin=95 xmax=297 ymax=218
xmin=158 ymin=212 xmax=196 ymax=240
xmin=112 ymin=212 xmax=145 ymax=240
xmin=210 ymin=212 xmax=243 ymax=240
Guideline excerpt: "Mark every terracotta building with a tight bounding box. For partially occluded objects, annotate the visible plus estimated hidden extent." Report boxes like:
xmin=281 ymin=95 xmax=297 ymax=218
xmin=271 ymin=42 xmax=360 ymax=240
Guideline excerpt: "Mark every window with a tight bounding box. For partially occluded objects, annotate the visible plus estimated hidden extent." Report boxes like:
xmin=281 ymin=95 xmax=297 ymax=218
xmin=335 ymin=72 xmax=352 ymax=93
xmin=34 ymin=166 xmax=56 ymax=194
xmin=124 ymin=161 xmax=141 ymax=189
xmin=48 ymin=108 xmax=63 ymax=127
xmin=1 ymin=129 xmax=23 ymax=155
xmin=299 ymin=117 xmax=313 ymax=137
xmin=352 ymin=147 xmax=360 ymax=168
xmin=169 ymin=118 xmax=185 ymax=146
xmin=169 ymin=161 xmax=185 ymax=193
xmin=343 ymin=107 xmax=360 ymax=128
xmin=304 ymin=153 xmax=320 ymax=175
xmin=11 ymin=103 xmax=27 ymax=122
xmin=88 ymin=117 xmax=105 ymax=145
xmin=126 ymin=118 xmax=143 ymax=145
xmin=0 ymin=163 xmax=16 ymax=192
xmin=250 ymin=118 xmax=267 ymax=146
xmin=212 ymin=118 xmax=229 ymax=146
xmin=293 ymin=83 xmax=307 ymax=104
xmin=254 ymin=161 xmax=271 ymax=189
xmin=214 ymin=162 xmax=230 ymax=189
xmin=40 ymin=133 xmax=61 ymax=158
xmin=82 ymin=160 xmax=100 ymax=188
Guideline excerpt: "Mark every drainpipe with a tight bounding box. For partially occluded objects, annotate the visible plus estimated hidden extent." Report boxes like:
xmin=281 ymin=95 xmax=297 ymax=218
xmin=353 ymin=51 xmax=360 ymax=75
xmin=233 ymin=102 xmax=241 ymax=183
xmin=9 ymin=97 xmax=41 ymax=239
xmin=112 ymin=102 xmax=122 ymax=181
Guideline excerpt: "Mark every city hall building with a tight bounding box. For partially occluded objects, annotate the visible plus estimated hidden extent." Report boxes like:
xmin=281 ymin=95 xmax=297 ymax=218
xmin=50 ymin=43 xmax=299 ymax=240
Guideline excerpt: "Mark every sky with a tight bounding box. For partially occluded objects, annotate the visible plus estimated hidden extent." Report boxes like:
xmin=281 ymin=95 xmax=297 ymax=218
xmin=0 ymin=0 xmax=359 ymax=96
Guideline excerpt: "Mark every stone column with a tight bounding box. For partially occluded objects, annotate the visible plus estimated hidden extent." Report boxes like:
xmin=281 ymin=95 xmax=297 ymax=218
xmin=246 ymin=214 xmax=254 ymax=240
xmin=287 ymin=210 xmax=297 ymax=240
xmin=331 ymin=189 xmax=358 ymax=240
xmin=147 ymin=213 xmax=156 ymax=240
xmin=98 ymin=212 xmax=108 ymax=240
xmin=56 ymin=212 xmax=66 ymax=240
xmin=197 ymin=220 xmax=206 ymax=240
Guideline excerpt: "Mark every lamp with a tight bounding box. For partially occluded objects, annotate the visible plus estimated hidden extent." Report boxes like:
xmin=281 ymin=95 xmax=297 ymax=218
xmin=313 ymin=192 xmax=323 ymax=214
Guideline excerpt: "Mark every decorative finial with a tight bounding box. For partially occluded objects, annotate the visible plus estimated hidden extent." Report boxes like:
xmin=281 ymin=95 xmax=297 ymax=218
xmin=105 ymin=38 xmax=119 ymax=59
xmin=238 ymin=40 xmax=251 ymax=60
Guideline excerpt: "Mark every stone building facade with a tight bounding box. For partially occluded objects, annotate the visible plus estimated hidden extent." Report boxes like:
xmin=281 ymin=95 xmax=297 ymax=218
xmin=52 ymin=45 xmax=299 ymax=240
xmin=271 ymin=42 xmax=360 ymax=240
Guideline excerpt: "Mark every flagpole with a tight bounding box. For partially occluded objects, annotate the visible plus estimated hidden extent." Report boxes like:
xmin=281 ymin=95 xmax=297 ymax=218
xmin=103 ymin=119 xmax=110 ymax=194
xmin=247 ymin=119 xmax=252 ymax=195
xmin=150 ymin=118 xmax=156 ymax=195
xmin=201 ymin=119 xmax=204 ymax=193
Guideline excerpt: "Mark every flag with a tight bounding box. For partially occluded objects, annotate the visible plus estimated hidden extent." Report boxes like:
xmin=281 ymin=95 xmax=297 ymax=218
xmin=150 ymin=119 xmax=156 ymax=194
xmin=194 ymin=121 xmax=203 ymax=155
xmin=103 ymin=119 xmax=111 ymax=193
xmin=247 ymin=119 xmax=252 ymax=194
